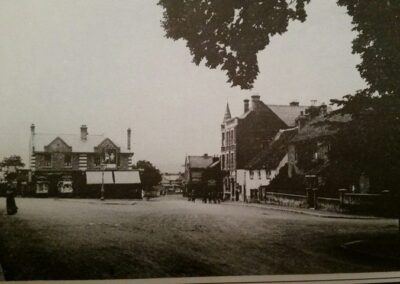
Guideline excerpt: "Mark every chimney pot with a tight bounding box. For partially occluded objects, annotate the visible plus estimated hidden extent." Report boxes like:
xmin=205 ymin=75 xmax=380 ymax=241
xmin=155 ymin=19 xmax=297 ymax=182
xmin=80 ymin=125 xmax=88 ymax=141
xmin=243 ymin=99 xmax=249 ymax=113
xmin=251 ymin=94 xmax=261 ymax=111
xmin=127 ymin=128 xmax=132 ymax=151
xmin=30 ymin=124 xmax=35 ymax=134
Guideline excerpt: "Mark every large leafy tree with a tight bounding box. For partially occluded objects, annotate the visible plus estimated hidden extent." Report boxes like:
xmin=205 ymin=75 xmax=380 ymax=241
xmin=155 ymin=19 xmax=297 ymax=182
xmin=0 ymin=155 xmax=25 ymax=169
xmin=136 ymin=160 xmax=162 ymax=191
xmin=329 ymin=93 xmax=400 ymax=191
xmin=329 ymin=1 xmax=400 ymax=191
xmin=1 ymin=155 xmax=25 ymax=182
xmin=158 ymin=0 xmax=310 ymax=89
xmin=337 ymin=0 xmax=400 ymax=96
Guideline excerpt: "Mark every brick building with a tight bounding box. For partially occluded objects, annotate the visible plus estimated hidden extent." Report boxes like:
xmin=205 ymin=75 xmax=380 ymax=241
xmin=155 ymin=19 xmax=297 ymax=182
xmin=220 ymin=95 xmax=308 ymax=201
xmin=29 ymin=124 xmax=141 ymax=198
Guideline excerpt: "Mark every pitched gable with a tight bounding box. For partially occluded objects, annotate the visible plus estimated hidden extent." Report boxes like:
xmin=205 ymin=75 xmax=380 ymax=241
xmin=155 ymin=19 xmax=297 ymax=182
xmin=94 ymin=138 xmax=120 ymax=152
xmin=44 ymin=137 xmax=72 ymax=152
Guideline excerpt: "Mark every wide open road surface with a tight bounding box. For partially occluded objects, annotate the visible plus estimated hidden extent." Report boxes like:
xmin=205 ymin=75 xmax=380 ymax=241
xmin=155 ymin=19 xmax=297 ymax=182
xmin=0 ymin=195 xmax=398 ymax=280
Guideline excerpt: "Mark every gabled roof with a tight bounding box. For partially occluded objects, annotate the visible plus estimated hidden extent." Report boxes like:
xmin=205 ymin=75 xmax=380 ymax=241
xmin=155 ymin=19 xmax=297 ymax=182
xmin=245 ymin=127 xmax=298 ymax=170
xmin=33 ymin=133 xmax=131 ymax=153
xmin=291 ymin=113 xmax=351 ymax=143
xmin=224 ymin=100 xmax=309 ymax=128
xmin=267 ymin=105 xmax=309 ymax=127
xmin=186 ymin=155 xmax=214 ymax=169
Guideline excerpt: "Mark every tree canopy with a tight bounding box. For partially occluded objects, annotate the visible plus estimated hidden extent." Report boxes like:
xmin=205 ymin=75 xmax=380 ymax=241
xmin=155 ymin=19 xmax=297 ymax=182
xmin=0 ymin=155 xmax=25 ymax=168
xmin=158 ymin=0 xmax=310 ymax=89
xmin=337 ymin=0 xmax=400 ymax=96
xmin=329 ymin=1 xmax=400 ymax=191
xmin=136 ymin=160 xmax=162 ymax=190
xmin=159 ymin=1 xmax=399 ymax=93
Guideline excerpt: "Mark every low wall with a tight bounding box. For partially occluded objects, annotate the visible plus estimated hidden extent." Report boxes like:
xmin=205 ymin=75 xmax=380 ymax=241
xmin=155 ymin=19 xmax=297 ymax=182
xmin=317 ymin=197 xmax=341 ymax=212
xmin=265 ymin=192 xmax=308 ymax=208
xmin=342 ymin=193 xmax=396 ymax=216
xmin=251 ymin=189 xmax=397 ymax=216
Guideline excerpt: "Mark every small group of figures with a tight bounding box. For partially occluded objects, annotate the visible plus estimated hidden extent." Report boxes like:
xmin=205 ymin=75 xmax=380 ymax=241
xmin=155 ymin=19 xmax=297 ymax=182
xmin=201 ymin=192 xmax=222 ymax=204
xmin=5 ymin=182 xmax=18 ymax=215
xmin=189 ymin=191 xmax=223 ymax=204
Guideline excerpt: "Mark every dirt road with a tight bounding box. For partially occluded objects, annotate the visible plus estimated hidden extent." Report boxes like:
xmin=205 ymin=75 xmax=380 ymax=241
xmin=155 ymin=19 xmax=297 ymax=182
xmin=0 ymin=195 xmax=398 ymax=280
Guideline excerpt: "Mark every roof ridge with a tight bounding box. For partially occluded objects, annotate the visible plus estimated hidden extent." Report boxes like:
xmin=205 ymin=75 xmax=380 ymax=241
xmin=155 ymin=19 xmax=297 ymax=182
xmin=35 ymin=132 xmax=104 ymax=136
xmin=267 ymin=104 xmax=308 ymax=107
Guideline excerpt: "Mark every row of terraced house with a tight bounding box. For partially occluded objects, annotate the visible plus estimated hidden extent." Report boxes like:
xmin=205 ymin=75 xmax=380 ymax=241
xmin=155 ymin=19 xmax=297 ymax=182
xmin=215 ymin=94 xmax=395 ymax=216
xmin=184 ymin=93 xmax=394 ymax=215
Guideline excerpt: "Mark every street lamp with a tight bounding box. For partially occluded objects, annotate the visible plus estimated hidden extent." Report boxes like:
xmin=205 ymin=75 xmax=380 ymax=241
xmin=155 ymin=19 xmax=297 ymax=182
xmin=100 ymin=163 xmax=106 ymax=201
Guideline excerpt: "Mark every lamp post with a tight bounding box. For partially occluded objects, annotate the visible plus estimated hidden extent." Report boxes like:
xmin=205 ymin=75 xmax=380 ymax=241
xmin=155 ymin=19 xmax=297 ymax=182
xmin=100 ymin=163 xmax=106 ymax=201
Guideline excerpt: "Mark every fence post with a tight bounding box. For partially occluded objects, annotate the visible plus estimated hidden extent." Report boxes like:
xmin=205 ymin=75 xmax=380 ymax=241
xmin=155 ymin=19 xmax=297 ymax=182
xmin=339 ymin=188 xmax=347 ymax=212
xmin=313 ymin=188 xmax=319 ymax=210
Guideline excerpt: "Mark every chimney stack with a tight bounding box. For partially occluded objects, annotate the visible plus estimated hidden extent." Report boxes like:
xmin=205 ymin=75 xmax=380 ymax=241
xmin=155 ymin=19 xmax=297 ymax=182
xmin=127 ymin=128 xmax=131 ymax=151
xmin=80 ymin=125 xmax=88 ymax=141
xmin=251 ymin=94 xmax=260 ymax=111
xmin=243 ymin=99 xmax=249 ymax=113
xmin=30 ymin=124 xmax=35 ymax=135
xmin=295 ymin=111 xmax=308 ymax=130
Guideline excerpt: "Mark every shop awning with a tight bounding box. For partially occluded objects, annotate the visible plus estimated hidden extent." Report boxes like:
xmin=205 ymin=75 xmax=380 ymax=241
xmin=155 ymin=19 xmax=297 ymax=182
xmin=114 ymin=171 xmax=141 ymax=184
xmin=86 ymin=171 xmax=114 ymax=185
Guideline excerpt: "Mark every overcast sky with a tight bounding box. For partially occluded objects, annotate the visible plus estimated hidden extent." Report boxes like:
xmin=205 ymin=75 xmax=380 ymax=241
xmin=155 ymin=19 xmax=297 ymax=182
xmin=0 ymin=0 xmax=366 ymax=172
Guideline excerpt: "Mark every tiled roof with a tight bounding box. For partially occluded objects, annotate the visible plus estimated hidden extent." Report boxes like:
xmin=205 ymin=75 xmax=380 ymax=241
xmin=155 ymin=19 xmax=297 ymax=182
xmin=245 ymin=128 xmax=298 ymax=170
xmin=187 ymin=156 xmax=214 ymax=169
xmin=267 ymin=105 xmax=309 ymax=127
xmin=226 ymin=102 xmax=309 ymax=127
xmin=291 ymin=113 xmax=351 ymax=143
xmin=33 ymin=133 xmax=130 ymax=153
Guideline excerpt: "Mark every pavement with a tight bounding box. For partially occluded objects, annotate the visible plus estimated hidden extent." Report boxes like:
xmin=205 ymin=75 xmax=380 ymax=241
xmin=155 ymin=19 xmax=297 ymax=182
xmin=0 ymin=196 xmax=399 ymax=281
xmin=221 ymin=201 xmax=386 ymax=220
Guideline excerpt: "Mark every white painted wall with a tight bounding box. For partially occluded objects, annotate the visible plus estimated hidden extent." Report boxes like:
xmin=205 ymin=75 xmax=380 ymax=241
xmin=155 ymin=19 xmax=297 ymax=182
xmin=236 ymin=154 xmax=289 ymax=201
xmin=236 ymin=169 xmax=270 ymax=201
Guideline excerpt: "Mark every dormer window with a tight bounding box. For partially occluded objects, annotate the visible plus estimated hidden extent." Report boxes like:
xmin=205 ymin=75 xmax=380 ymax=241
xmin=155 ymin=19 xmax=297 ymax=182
xmin=94 ymin=154 xmax=101 ymax=166
xmin=44 ymin=154 xmax=51 ymax=167
xmin=64 ymin=154 xmax=72 ymax=167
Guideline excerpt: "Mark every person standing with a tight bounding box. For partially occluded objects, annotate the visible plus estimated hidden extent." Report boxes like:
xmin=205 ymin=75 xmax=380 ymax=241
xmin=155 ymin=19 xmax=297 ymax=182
xmin=6 ymin=180 xmax=18 ymax=215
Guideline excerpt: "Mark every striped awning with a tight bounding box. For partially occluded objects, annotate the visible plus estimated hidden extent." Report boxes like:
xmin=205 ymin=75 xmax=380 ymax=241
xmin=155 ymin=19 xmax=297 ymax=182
xmin=86 ymin=170 xmax=141 ymax=185
xmin=114 ymin=171 xmax=141 ymax=184
xmin=86 ymin=171 xmax=114 ymax=185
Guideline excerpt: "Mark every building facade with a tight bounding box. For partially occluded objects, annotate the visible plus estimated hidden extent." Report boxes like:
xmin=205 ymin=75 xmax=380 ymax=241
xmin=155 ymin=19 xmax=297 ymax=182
xmin=160 ymin=172 xmax=184 ymax=193
xmin=220 ymin=95 xmax=308 ymax=201
xmin=29 ymin=124 xmax=140 ymax=198
xmin=184 ymin=154 xmax=215 ymax=199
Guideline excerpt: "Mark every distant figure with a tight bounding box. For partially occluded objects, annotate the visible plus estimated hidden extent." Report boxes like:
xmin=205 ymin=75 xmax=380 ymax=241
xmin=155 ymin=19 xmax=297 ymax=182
xmin=6 ymin=181 xmax=18 ymax=215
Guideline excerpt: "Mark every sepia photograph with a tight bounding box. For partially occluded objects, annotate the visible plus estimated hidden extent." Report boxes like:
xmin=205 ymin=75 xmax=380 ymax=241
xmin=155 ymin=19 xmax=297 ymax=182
xmin=0 ymin=0 xmax=399 ymax=283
